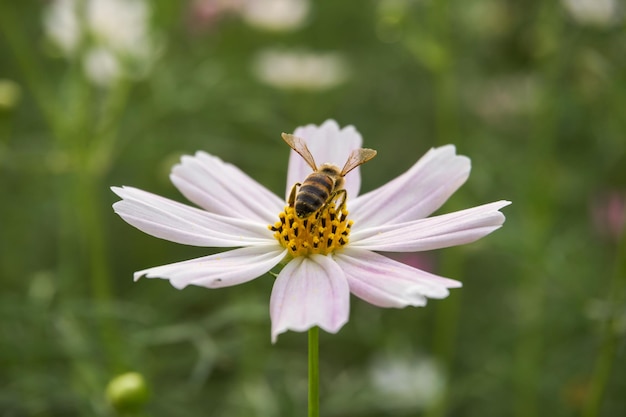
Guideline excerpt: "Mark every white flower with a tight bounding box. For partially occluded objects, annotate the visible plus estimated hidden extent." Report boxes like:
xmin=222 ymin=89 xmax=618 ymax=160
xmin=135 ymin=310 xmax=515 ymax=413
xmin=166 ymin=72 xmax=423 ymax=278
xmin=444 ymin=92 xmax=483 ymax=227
xmin=43 ymin=0 xmax=157 ymax=86
xmin=86 ymin=0 xmax=152 ymax=55
xmin=253 ymin=49 xmax=349 ymax=91
xmin=82 ymin=47 xmax=121 ymax=88
xmin=241 ymin=0 xmax=310 ymax=32
xmin=561 ymin=0 xmax=622 ymax=27
xmin=43 ymin=0 xmax=81 ymax=55
xmin=112 ymin=120 xmax=510 ymax=342
xmin=369 ymin=353 xmax=445 ymax=410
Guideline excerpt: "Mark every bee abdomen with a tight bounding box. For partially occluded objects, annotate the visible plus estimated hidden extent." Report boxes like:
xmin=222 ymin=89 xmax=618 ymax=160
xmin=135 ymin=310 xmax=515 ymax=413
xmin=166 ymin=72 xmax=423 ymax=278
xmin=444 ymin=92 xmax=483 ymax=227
xmin=295 ymin=174 xmax=333 ymax=218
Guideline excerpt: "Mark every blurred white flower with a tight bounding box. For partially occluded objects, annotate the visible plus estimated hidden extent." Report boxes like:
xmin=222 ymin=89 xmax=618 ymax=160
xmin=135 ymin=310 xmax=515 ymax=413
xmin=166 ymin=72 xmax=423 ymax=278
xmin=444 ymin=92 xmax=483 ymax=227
xmin=82 ymin=47 xmax=121 ymax=88
xmin=87 ymin=0 xmax=152 ymax=55
xmin=369 ymin=353 xmax=446 ymax=410
xmin=561 ymin=0 xmax=622 ymax=27
xmin=43 ymin=0 xmax=80 ymax=54
xmin=253 ymin=49 xmax=349 ymax=91
xmin=43 ymin=0 xmax=158 ymax=87
xmin=241 ymin=0 xmax=310 ymax=31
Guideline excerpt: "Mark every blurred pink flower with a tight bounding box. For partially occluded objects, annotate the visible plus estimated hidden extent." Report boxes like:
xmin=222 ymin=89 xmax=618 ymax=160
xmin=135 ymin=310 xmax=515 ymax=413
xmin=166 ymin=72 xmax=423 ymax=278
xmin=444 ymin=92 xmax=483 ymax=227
xmin=591 ymin=191 xmax=626 ymax=242
xmin=186 ymin=0 xmax=243 ymax=32
xmin=112 ymin=120 xmax=510 ymax=342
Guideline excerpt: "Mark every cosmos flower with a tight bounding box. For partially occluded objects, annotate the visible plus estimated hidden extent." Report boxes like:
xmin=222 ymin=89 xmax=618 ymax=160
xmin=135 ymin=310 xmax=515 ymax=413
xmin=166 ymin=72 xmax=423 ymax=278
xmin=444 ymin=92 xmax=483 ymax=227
xmin=112 ymin=120 xmax=510 ymax=342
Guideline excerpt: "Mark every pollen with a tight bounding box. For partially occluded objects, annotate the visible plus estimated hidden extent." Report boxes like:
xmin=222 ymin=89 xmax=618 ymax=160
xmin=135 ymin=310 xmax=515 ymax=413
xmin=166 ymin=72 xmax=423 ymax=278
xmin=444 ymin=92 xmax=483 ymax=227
xmin=269 ymin=203 xmax=353 ymax=257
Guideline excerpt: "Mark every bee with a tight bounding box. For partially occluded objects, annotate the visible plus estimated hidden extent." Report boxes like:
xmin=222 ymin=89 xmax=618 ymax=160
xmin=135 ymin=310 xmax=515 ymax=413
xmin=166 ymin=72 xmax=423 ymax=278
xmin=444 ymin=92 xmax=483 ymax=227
xmin=282 ymin=132 xmax=377 ymax=219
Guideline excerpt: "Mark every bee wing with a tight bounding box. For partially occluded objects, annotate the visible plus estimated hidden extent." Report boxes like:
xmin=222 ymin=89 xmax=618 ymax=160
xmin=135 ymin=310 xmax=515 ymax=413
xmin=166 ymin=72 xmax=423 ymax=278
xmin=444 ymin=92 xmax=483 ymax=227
xmin=341 ymin=148 xmax=377 ymax=175
xmin=281 ymin=133 xmax=318 ymax=171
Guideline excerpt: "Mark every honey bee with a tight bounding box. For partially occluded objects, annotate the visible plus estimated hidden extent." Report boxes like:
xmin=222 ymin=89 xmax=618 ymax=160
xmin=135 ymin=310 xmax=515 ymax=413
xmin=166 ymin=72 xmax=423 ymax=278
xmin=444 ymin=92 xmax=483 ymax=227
xmin=282 ymin=132 xmax=377 ymax=219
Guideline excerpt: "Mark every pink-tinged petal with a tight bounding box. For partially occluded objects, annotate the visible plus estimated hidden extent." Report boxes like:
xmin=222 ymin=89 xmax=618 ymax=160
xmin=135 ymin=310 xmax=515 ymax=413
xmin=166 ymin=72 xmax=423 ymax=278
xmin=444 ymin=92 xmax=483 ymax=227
xmin=171 ymin=151 xmax=284 ymax=224
xmin=351 ymin=201 xmax=511 ymax=252
xmin=112 ymin=186 xmax=274 ymax=247
xmin=285 ymin=120 xmax=364 ymax=200
xmin=350 ymin=145 xmax=470 ymax=227
xmin=270 ymin=254 xmax=350 ymax=343
xmin=334 ymin=248 xmax=461 ymax=308
xmin=134 ymin=246 xmax=287 ymax=289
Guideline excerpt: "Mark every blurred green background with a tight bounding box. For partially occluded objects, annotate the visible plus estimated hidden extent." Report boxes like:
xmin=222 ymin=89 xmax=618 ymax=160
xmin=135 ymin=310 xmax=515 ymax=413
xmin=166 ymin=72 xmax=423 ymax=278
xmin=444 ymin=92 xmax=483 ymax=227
xmin=1 ymin=0 xmax=625 ymax=416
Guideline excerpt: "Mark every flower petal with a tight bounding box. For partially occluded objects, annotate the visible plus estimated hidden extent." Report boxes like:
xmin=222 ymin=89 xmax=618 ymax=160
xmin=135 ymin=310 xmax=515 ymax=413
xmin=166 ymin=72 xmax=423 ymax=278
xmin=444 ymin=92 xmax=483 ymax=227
xmin=349 ymin=145 xmax=470 ymax=227
xmin=170 ymin=151 xmax=284 ymax=224
xmin=269 ymin=254 xmax=350 ymax=343
xmin=285 ymin=120 xmax=364 ymax=200
xmin=134 ymin=246 xmax=287 ymax=289
xmin=351 ymin=201 xmax=511 ymax=252
xmin=112 ymin=186 xmax=274 ymax=247
xmin=334 ymin=248 xmax=461 ymax=308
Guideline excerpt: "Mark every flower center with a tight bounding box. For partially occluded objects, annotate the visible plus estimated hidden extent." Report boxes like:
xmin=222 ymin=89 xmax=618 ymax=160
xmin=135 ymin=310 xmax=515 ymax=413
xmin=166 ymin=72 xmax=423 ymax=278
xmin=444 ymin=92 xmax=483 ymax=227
xmin=269 ymin=203 xmax=353 ymax=257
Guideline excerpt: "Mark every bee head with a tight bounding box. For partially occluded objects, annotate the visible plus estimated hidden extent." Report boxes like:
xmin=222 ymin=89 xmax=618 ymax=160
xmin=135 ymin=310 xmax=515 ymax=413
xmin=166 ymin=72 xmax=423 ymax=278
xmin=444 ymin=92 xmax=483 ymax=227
xmin=295 ymin=206 xmax=314 ymax=219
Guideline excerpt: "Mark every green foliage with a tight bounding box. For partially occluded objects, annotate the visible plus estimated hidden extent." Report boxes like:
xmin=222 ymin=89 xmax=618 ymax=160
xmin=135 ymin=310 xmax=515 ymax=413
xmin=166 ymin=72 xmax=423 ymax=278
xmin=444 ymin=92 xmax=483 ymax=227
xmin=0 ymin=0 xmax=625 ymax=416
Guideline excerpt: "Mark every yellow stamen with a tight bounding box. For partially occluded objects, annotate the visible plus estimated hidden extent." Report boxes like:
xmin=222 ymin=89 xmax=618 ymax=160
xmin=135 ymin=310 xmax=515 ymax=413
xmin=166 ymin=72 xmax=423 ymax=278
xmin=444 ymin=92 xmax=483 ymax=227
xmin=269 ymin=203 xmax=353 ymax=257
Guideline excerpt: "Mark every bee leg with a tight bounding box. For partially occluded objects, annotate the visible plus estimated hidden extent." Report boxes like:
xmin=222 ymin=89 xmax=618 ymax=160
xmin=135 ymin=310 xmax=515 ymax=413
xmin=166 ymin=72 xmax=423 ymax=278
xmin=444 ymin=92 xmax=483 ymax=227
xmin=288 ymin=183 xmax=301 ymax=207
xmin=309 ymin=190 xmax=348 ymax=234
xmin=334 ymin=189 xmax=348 ymax=216
xmin=316 ymin=189 xmax=348 ymax=224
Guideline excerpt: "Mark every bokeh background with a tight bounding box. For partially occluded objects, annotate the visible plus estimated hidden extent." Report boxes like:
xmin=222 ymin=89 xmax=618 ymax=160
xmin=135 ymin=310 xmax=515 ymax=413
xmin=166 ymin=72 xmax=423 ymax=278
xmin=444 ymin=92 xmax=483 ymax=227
xmin=1 ymin=0 xmax=625 ymax=416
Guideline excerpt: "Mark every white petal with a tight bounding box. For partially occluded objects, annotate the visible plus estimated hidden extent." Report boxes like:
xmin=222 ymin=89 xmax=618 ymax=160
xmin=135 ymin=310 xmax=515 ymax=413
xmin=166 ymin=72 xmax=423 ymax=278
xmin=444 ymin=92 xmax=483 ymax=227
xmin=134 ymin=246 xmax=287 ymax=289
xmin=112 ymin=186 xmax=274 ymax=247
xmin=170 ymin=151 xmax=284 ymax=224
xmin=351 ymin=201 xmax=511 ymax=252
xmin=350 ymin=145 xmax=470 ymax=227
xmin=269 ymin=254 xmax=350 ymax=343
xmin=285 ymin=120 xmax=364 ymax=200
xmin=334 ymin=248 xmax=461 ymax=308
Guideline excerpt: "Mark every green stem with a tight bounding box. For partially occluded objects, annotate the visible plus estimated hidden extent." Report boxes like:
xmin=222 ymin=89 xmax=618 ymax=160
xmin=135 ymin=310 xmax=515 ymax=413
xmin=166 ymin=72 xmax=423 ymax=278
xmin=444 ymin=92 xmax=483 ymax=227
xmin=425 ymin=248 xmax=463 ymax=417
xmin=308 ymin=326 xmax=319 ymax=417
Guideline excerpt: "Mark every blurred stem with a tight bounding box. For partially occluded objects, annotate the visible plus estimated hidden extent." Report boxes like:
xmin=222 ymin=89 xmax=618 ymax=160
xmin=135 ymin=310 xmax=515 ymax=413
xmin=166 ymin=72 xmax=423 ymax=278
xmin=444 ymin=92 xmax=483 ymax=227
xmin=73 ymin=82 xmax=131 ymax=370
xmin=308 ymin=326 xmax=319 ymax=417
xmin=431 ymin=0 xmax=458 ymax=146
xmin=76 ymin=171 xmax=113 ymax=303
xmin=89 ymin=82 xmax=131 ymax=176
xmin=583 ymin=234 xmax=626 ymax=417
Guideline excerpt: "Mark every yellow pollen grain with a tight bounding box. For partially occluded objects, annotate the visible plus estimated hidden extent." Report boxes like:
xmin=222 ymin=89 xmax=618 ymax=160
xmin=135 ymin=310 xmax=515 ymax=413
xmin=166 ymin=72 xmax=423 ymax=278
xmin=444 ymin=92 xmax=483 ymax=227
xmin=269 ymin=202 xmax=352 ymax=257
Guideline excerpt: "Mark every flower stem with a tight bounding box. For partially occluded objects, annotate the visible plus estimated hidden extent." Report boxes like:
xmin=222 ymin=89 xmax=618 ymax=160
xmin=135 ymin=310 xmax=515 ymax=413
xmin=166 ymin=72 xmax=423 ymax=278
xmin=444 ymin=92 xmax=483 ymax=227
xmin=308 ymin=326 xmax=319 ymax=417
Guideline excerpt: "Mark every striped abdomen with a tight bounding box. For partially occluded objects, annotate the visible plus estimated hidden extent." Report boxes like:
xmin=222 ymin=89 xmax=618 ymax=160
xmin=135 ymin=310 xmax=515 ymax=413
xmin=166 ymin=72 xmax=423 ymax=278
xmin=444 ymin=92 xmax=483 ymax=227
xmin=295 ymin=172 xmax=335 ymax=219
